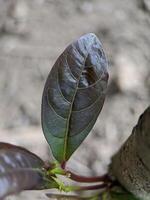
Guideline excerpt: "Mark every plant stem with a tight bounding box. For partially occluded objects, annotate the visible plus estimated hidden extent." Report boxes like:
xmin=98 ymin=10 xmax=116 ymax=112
xmin=61 ymin=161 xmax=66 ymax=169
xmin=75 ymin=183 xmax=108 ymax=191
xmin=66 ymin=171 xmax=111 ymax=183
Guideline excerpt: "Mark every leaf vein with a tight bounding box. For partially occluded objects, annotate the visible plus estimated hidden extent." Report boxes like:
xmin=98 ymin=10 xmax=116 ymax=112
xmin=72 ymin=93 xmax=103 ymax=113
xmin=65 ymin=56 xmax=78 ymax=81
xmin=78 ymin=68 xmax=105 ymax=90
xmin=47 ymin=90 xmax=67 ymax=120
xmin=57 ymin=71 xmax=71 ymax=104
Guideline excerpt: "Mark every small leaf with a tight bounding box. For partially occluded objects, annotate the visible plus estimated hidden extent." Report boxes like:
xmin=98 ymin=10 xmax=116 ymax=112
xmin=42 ymin=33 xmax=108 ymax=163
xmin=109 ymin=192 xmax=139 ymax=200
xmin=0 ymin=142 xmax=48 ymax=199
xmin=101 ymin=186 xmax=140 ymax=200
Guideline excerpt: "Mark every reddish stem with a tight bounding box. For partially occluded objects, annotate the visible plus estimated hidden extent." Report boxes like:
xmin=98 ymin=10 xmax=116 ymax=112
xmin=76 ymin=183 xmax=108 ymax=191
xmin=67 ymin=171 xmax=111 ymax=183
xmin=61 ymin=161 xmax=66 ymax=169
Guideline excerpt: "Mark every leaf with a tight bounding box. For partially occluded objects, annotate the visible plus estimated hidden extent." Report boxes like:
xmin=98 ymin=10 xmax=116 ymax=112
xmin=109 ymin=192 xmax=139 ymax=200
xmin=0 ymin=142 xmax=48 ymax=199
xmin=0 ymin=142 xmax=44 ymax=168
xmin=42 ymin=33 xmax=109 ymax=163
xmin=101 ymin=186 xmax=140 ymax=200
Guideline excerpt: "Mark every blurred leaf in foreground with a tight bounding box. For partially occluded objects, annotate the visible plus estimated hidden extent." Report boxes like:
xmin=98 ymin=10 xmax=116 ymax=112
xmin=0 ymin=142 xmax=56 ymax=200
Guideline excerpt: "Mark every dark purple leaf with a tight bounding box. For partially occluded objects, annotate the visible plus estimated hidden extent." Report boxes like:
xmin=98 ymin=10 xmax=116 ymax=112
xmin=0 ymin=143 xmax=47 ymax=199
xmin=42 ymin=33 xmax=109 ymax=163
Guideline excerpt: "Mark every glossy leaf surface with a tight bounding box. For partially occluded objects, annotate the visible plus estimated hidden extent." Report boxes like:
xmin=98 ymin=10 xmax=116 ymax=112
xmin=42 ymin=33 xmax=108 ymax=162
xmin=0 ymin=143 xmax=45 ymax=199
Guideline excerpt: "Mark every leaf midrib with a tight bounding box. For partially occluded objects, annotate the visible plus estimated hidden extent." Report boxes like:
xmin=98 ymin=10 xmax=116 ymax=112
xmin=62 ymin=55 xmax=86 ymax=162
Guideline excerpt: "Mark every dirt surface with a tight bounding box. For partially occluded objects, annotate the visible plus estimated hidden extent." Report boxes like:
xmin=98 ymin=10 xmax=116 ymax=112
xmin=0 ymin=0 xmax=150 ymax=199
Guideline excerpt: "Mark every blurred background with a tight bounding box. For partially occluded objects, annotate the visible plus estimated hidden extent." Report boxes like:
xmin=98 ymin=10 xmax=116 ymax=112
xmin=0 ymin=0 xmax=149 ymax=199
